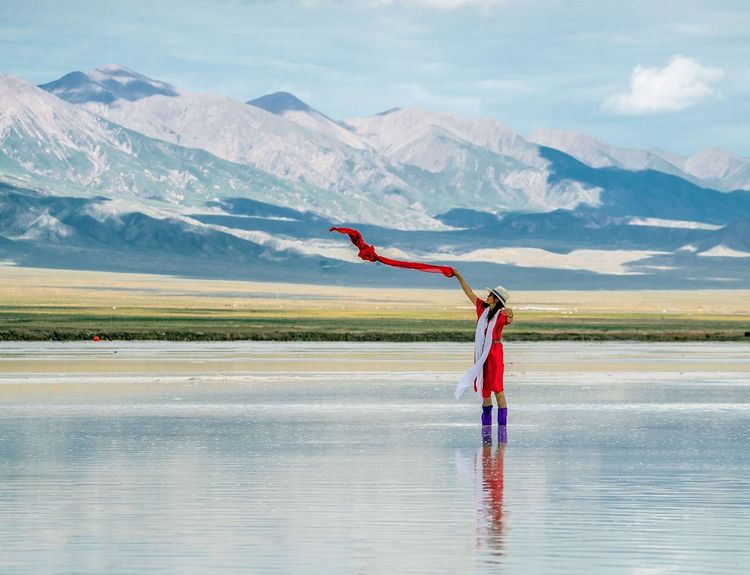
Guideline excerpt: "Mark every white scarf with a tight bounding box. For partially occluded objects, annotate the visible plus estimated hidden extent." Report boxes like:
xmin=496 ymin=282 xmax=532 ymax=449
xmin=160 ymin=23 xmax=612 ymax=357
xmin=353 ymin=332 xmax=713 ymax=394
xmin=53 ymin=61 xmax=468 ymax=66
xmin=454 ymin=306 xmax=500 ymax=400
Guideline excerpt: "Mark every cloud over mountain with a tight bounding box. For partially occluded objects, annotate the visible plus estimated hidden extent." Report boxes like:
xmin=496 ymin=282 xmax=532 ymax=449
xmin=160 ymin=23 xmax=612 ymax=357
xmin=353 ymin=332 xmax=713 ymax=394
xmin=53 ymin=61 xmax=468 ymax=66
xmin=603 ymin=55 xmax=724 ymax=115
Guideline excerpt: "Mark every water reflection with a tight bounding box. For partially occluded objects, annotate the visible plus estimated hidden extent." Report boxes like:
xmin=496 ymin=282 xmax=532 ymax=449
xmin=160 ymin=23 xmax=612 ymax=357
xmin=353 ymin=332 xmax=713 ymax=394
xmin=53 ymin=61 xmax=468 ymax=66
xmin=481 ymin=425 xmax=492 ymax=445
xmin=3 ymin=342 xmax=750 ymax=574
xmin=477 ymin=427 xmax=507 ymax=559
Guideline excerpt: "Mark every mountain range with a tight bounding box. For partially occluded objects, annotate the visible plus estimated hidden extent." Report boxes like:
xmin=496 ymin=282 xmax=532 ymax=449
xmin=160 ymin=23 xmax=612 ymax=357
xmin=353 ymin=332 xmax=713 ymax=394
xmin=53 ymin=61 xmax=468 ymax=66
xmin=528 ymin=129 xmax=750 ymax=193
xmin=1 ymin=64 xmax=749 ymax=289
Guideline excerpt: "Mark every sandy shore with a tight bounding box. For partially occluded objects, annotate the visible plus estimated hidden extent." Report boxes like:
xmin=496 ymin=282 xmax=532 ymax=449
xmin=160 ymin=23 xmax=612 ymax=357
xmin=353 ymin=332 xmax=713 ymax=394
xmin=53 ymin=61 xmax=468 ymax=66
xmin=1 ymin=341 xmax=747 ymax=380
xmin=2 ymin=264 xmax=750 ymax=314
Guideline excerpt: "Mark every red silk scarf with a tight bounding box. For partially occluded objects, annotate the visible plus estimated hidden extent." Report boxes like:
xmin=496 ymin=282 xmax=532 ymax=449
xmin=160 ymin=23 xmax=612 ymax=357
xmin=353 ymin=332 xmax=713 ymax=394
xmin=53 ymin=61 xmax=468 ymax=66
xmin=329 ymin=226 xmax=455 ymax=278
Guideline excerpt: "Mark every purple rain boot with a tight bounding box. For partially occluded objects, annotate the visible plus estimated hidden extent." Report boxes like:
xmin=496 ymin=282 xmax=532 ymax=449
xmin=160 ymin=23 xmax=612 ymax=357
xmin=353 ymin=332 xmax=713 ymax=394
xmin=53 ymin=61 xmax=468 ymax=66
xmin=498 ymin=407 xmax=508 ymax=426
xmin=481 ymin=405 xmax=493 ymax=426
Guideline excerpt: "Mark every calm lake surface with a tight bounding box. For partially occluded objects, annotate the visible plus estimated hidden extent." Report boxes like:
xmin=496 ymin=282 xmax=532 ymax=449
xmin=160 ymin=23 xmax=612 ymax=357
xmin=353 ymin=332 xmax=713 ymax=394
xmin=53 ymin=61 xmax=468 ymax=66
xmin=1 ymin=342 xmax=749 ymax=574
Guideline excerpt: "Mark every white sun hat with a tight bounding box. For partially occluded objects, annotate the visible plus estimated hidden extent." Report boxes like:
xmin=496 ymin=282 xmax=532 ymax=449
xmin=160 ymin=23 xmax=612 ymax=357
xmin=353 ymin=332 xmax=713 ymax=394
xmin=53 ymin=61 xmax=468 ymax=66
xmin=486 ymin=285 xmax=510 ymax=305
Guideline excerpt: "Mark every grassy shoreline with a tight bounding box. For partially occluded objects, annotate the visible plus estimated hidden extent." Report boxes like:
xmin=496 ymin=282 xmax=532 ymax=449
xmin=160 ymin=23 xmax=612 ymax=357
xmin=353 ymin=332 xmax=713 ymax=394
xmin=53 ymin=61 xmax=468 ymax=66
xmin=1 ymin=266 xmax=749 ymax=343
xmin=2 ymin=308 xmax=748 ymax=342
xmin=2 ymin=323 xmax=748 ymax=342
xmin=2 ymin=332 xmax=747 ymax=342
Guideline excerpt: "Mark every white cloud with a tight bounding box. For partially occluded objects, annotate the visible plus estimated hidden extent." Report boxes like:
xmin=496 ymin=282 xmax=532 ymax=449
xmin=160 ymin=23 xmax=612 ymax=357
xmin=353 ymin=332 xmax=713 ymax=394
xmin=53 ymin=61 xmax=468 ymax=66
xmin=603 ymin=55 xmax=724 ymax=115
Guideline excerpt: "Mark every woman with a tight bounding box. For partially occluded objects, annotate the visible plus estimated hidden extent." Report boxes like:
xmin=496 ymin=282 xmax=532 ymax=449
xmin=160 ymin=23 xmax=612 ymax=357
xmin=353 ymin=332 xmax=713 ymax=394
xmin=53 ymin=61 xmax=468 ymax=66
xmin=453 ymin=269 xmax=514 ymax=427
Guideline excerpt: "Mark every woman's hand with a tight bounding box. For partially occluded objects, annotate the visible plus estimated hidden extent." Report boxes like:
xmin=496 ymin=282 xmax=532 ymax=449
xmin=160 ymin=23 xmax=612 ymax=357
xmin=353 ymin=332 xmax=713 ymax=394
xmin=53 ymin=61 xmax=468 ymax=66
xmin=502 ymin=307 xmax=514 ymax=324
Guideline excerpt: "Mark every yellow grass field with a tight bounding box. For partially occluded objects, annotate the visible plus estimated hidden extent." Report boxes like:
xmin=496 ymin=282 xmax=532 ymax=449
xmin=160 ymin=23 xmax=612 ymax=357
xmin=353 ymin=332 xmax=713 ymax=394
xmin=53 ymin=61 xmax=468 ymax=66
xmin=1 ymin=265 xmax=749 ymax=341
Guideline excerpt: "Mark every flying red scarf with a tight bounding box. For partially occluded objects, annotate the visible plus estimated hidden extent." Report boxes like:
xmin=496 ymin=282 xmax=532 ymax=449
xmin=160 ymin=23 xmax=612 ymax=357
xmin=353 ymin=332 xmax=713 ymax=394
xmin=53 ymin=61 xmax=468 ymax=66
xmin=329 ymin=226 xmax=455 ymax=278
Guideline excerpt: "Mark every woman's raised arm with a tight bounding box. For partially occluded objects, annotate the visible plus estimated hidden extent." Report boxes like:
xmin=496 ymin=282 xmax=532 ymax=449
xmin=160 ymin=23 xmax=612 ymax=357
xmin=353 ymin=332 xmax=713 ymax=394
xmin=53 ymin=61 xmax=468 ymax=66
xmin=452 ymin=268 xmax=478 ymax=306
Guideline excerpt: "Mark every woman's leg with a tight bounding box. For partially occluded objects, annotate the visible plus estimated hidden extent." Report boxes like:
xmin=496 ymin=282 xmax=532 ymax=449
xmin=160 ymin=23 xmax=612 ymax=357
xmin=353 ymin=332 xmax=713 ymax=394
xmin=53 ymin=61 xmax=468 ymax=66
xmin=495 ymin=392 xmax=508 ymax=425
xmin=495 ymin=392 xmax=507 ymax=408
xmin=481 ymin=388 xmax=493 ymax=426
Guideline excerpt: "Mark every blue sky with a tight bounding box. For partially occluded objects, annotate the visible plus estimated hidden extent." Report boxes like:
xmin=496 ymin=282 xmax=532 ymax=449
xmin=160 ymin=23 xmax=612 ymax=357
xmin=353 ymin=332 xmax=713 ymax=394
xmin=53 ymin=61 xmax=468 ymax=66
xmin=2 ymin=0 xmax=749 ymax=156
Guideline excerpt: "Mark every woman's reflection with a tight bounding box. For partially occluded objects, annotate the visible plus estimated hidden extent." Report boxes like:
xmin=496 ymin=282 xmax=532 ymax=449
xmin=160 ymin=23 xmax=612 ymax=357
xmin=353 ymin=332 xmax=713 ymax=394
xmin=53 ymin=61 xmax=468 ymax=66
xmin=477 ymin=427 xmax=507 ymax=556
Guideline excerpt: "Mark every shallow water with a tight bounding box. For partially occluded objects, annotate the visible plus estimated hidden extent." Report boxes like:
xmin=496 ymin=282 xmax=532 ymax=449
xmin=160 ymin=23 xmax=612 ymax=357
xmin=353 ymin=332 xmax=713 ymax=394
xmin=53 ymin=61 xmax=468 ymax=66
xmin=1 ymin=342 xmax=749 ymax=574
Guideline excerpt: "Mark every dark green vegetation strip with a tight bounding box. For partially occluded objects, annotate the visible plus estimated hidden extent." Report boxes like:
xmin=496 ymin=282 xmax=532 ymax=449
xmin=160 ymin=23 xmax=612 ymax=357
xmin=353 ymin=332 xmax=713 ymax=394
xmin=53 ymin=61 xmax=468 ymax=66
xmin=1 ymin=309 xmax=747 ymax=342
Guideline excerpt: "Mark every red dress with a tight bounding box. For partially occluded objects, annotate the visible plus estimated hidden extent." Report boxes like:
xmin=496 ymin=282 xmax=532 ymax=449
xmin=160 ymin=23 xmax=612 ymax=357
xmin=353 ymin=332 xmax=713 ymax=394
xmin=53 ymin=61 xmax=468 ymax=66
xmin=475 ymin=299 xmax=509 ymax=398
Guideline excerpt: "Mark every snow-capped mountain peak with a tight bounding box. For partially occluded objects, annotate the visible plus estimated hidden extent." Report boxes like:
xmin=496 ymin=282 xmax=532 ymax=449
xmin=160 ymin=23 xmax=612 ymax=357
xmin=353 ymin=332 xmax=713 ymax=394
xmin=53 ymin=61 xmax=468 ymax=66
xmin=528 ymin=127 xmax=750 ymax=191
xmin=39 ymin=64 xmax=179 ymax=104
xmin=683 ymin=147 xmax=744 ymax=181
xmin=527 ymin=128 xmax=613 ymax=166
xmin=526 ymin=127 xmax=673 ymax=172
xmin=248 ymin=91 xmax=368 ymax=151
xmin=75 ymin=86 xmax=382 ymax=185
xmin=17 ymin=64 xmax=750 ymax=234
xmin=346 ymin=107 xmax=539 ymax=169
xmin=5 ymin=73 xmax=426 ymax=228
xmin=0 ymin=72 xmax=116 ymax=146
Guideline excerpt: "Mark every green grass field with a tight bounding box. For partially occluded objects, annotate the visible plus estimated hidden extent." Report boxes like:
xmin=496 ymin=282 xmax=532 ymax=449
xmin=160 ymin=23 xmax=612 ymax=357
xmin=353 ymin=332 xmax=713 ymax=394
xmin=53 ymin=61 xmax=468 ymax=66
xmin=1 ymin=267 xmax=748 ymax=341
